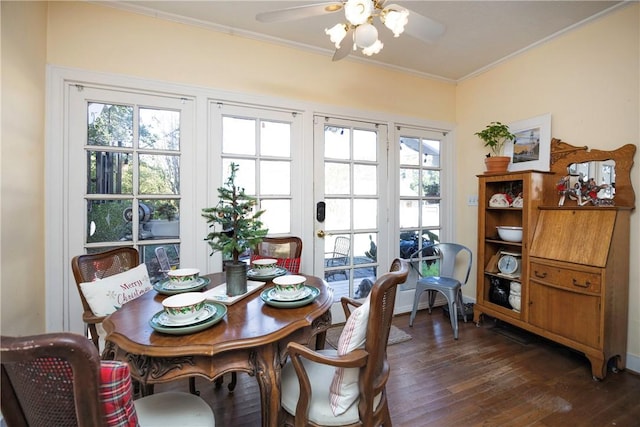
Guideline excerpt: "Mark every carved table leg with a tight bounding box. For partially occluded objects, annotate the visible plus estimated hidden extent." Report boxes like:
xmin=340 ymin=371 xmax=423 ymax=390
xmin=252 ymin=344 xmax=282 ymax=427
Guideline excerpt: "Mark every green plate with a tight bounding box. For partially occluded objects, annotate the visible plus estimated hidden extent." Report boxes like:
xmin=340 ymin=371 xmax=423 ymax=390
xmin=153 ymin=276 xmax=210 ymax=295
xmin=260 ymin=285 xmax=320 ymax=308
xmin=247 ymin=267 xmax=288 ymax=281
xmin=149 ymin=302 xmax=226 ymax=335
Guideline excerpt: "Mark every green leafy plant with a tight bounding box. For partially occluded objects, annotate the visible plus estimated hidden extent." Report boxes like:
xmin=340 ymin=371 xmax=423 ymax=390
xmin=202 ymin=163 xmax=269 ymax=263
xmin=155 ymin=202 xmax=178 ymax=221
xmin=475 ymin=121 xmax=516 ymax=156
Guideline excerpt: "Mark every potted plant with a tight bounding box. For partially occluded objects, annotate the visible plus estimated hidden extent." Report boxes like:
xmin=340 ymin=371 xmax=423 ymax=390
xmin=202 ymin=163 xmax=268 ymax=295
xmin=475 ymin=121 xmax=516 ymax=173
xmin=148 ymin=201 xmax=179 ymax=237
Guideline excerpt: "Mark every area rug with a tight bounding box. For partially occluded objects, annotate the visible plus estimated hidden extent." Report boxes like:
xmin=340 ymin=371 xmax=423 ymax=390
xmin=325 ymin=324 xmax=412 ymax=349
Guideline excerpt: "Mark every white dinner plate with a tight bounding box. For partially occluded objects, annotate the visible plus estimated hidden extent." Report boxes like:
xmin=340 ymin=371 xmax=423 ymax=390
xmin=155 ymin=303 xmax=217 ymax=327
xmin=266 ymin=286 xmax=312 ymax=302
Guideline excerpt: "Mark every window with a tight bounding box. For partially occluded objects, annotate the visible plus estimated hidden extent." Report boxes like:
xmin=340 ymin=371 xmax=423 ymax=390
xmin=68 ymin=86 xmax=194 ymax=284
xmin=398 ymin=129 xmax=444 ymax=265
xmin=211 ymin=103 xmax=302 ymax=239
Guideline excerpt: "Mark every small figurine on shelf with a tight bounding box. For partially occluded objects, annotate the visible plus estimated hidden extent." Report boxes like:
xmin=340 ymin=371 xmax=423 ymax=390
xmin=557 ymin=174 xmax=582 ymax=206
xmin=557 ymin=173 xmax=615 ymax=206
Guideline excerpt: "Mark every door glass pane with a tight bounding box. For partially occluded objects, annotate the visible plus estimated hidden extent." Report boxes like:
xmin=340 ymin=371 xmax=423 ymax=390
xmin=324 ymin=198 xmax=350 ymax=230
xmin=423 ymin=139 xmax=441 ymax=167
xmin=223 ymin=117 xmax=255 ymax=155
xmin=260 ymin=199 xmax=291 ymax=234
xmin=141 ymin=199 xmax=180 ymax=239
xmin=139 ymin=108 xmax=180 ymax=150
xmin=86 ymin=199 xmax=132 ymax=243
xmin=138 ymin=154 xmax=180 ymax=195
xmin=399 ymin=139 xmax=420 ymax=165
xmin=142 ymin=244 xmax=180 ymax=283
xmin=325 ymin=162 xmax=350 ymax=195
xmin=399 ymin=199 xmax=419 ymax=228
xmin=353 ymin=164 xmax=376 ymax=195
xmin=399 ymin=168 xmax=419 ymax=197
xmin=260 ymin=161 xmax=290 ymax=195
xmin=399 ymin=131 xmax=443 ymax=259
xmin=87 ymin=103 xmax=133 ymax=148
xmin=324 ymin=126 xmax=350 ymax=159
xmin=353 ymin=199 xmax=377 ymax=229
xmin=353 ymin=129 xmax=377 ymax=161
xmin=260 ymin=121 xmax=290 ymax=157
xmin=86 ymin=151 xmax=132 ymax=194
xmin=422 ymin=170 xmax=440 ymax=197
xmin=222 ymin=158 xmax=256 ymax=194
xmin=219 ymin=106 xmax=300 ymax=235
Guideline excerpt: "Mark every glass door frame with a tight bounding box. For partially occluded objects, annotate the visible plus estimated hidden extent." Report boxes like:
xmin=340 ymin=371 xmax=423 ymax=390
xmin=312 ymin=115 xmax=390 ymax=320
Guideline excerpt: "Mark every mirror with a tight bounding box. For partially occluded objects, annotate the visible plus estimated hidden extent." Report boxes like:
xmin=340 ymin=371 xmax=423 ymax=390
xmin=549 ymin=138 xmax=635 ymax=208
xmin=567 ymin=160 xmax=616 ymax=201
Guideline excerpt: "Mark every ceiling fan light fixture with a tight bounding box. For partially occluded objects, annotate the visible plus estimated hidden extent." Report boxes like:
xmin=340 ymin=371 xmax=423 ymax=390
xmin=382 ymin=6 xmax=409 ymax=37
xmin=325 ymin=23 xmax=348 ymax=48
xmin=344 ymin=0 xmax=374 ymax=26
xmin=361 ymin=39 xmax=383 ymax=56
xmin=354 ymin=23 xmax=379 ymax=48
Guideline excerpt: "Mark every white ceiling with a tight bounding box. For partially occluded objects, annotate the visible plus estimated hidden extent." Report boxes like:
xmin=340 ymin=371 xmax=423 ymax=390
xmin=108 ymin=1 xmax=627 ymax=81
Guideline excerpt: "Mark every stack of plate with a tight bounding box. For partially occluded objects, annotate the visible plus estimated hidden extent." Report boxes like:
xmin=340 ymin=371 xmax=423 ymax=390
xmin=260 ymin=285 xmax=320 ymax=308
xmin=149 ymin=301 xmax=226 ymax=335
xmin=248 ymin=267 xmax=287 ymax=281
xmin=153 ymin=277 xmax=211 ymax=295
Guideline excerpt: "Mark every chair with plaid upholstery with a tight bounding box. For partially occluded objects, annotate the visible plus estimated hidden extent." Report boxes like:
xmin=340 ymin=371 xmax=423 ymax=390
xmin=1 ymin=332 xmax=215 ymax=427
xmin=252 ymin=236 xmax=303 ymax=273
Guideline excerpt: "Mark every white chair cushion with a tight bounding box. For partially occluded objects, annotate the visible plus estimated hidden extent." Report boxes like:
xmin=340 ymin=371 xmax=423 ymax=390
xmin=329 ymin=298 xmax=371 ymax=416
xmin=79 ymin=263 xmax=153 ymax=317
xmin=134 ymin=391 xmax=215 ymax=427
xmin=281 ymin=349 xmax=382 ymax=426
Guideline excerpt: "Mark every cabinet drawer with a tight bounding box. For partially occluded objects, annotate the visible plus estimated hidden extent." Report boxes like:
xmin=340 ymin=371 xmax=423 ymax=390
xmin=530 ymin=261 xmax=601 ymax=293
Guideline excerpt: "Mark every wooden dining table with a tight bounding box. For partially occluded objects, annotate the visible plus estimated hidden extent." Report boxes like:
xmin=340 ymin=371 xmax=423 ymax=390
xmin=102 ymin=272 xmax=333 ymax=427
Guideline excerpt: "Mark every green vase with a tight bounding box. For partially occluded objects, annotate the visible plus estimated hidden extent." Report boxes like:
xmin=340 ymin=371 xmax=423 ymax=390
xmin=225 ymin=262 xmax=248 ymax=296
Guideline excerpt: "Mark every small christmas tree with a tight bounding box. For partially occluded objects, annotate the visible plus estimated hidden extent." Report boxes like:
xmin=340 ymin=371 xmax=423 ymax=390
xmin=202 ymin=163 xmax=268 ymax=263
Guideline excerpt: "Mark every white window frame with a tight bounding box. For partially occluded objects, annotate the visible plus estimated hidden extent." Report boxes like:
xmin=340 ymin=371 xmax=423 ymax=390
xmin=45 ymin=65 xmax=455 ymax=332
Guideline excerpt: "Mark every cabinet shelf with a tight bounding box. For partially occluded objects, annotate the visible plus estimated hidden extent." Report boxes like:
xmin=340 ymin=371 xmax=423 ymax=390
xmin=474 ymin=139 xmax=634 ymax=381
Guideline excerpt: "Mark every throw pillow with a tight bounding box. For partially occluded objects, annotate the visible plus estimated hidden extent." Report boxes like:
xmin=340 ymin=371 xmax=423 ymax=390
xmin=99 ymin=361 xmax=139 ymax=427
xmin=329 ymin=297 xmax=371 ymax=416
xmin=80 ymin=263 xmax=152 ymax=317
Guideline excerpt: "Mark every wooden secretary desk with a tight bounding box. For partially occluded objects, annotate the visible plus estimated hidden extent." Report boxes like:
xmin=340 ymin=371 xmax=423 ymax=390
xmin=474 ymin=139 xmax=636 ymax=380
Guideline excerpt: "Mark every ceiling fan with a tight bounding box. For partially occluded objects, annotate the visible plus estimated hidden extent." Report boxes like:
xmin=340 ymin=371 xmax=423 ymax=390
xmin=256 ymin=0 xmax=445 ymax=61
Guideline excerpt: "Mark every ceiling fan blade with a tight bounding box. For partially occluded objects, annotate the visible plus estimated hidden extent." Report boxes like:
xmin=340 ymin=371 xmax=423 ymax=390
xmin=332 ymin=28 xmax=354 ymax=61
xmin=403 ymin=8 xmax=445 ymax=43
xmin=256 ymin=2 xmax=343 ymax=23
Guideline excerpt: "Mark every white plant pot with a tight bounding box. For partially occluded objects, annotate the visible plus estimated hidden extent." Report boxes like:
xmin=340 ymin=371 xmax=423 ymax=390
xmin=148 ymin=220 xmax=180 ymax=237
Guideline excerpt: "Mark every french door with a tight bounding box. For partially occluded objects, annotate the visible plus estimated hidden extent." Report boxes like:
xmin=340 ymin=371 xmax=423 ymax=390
xmin=65 ymin=85 xmax=195 ymax=333
xmin=313 ymin=116 xmax=389 ymax=314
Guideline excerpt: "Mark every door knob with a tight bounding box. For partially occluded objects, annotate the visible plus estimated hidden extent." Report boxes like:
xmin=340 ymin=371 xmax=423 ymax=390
xmin=316 ymin=230 xmax=325 ymax=238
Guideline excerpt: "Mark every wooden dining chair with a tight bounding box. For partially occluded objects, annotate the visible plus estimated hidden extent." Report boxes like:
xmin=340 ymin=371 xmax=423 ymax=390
xmin=0 ymin=332 xmax=216 ymax=427
xmin=71 ymin=247 xmax=208 ymax=395
xmin=280 ymin=258 xmax=409 ymax=427
xmin=253 ymin=236 xmax=303 ymax=273
xmin=71 ymin=247 xmax=140 ymax=349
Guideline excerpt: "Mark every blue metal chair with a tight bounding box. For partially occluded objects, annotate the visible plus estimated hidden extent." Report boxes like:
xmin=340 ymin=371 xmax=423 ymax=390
xmin=408 ymin=243 xmax=473 ymax=339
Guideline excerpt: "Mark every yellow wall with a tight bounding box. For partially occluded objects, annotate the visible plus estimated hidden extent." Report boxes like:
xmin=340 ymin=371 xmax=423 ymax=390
xmin=1 ymin=1 xmax=638 ymax=367
xmin=456 ymin=4 xmax=639 ymax=358
xmin=1 ymin=1 xmax=48 ymax=335
xmin=46 ymin=1 xmax=455 ymax=122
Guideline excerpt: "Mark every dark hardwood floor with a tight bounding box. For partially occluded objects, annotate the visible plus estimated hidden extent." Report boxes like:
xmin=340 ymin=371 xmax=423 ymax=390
xmin=157 ymin=309 xmax=640 ymax=426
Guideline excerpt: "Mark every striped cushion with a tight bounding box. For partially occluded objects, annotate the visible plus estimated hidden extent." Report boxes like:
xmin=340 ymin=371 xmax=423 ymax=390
xmin=329 ymin=298 xmax=370 ymax=416
xmin=99 ymin=361 xmax=139 ymax=427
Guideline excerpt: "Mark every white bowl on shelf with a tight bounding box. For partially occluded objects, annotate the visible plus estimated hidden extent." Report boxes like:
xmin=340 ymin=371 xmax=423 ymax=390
xmin=496 ymin=226 xmax=523 ymax=242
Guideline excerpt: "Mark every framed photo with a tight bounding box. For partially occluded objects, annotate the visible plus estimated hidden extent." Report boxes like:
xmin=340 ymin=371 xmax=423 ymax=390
xmin=503 ymin=113 xmax=551 ymax=172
